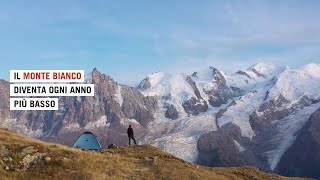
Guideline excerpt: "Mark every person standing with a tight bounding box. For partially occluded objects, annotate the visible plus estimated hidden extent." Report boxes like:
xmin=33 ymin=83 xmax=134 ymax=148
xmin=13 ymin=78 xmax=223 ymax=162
xmin=127 ymin=125 xmax=137 ymax=145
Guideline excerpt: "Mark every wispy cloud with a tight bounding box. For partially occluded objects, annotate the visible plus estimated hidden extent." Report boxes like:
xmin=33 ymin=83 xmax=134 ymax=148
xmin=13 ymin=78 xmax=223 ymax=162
xmin=1 ymin=1 xmax=319 ymax=84
xmin=151 ymin=1 xmax=320 ymax=75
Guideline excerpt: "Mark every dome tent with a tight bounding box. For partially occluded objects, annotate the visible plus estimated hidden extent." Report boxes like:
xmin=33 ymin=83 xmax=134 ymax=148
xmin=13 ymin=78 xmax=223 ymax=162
xmin=72 ymin=131 xmax=102 ymax=150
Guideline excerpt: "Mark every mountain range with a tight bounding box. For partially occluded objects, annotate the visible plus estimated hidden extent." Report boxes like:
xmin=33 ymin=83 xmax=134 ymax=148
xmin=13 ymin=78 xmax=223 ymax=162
xmin=0 ymin=63 xmax=319 ymax=179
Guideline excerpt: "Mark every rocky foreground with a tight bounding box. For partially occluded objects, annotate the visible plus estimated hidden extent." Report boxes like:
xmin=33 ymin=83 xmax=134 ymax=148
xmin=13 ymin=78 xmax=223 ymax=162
xmin=0 ymin=128 xmax=304 ymax=180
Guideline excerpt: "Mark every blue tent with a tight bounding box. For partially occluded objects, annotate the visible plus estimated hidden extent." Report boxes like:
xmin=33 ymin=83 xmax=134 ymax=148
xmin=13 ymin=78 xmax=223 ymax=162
xmin=72 ymin=131 xmax=102 ymax=150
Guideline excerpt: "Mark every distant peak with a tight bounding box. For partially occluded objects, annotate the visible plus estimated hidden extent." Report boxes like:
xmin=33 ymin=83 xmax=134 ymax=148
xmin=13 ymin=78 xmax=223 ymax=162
xmin=209 ymin=66 xmax=221 ymax=74
xmin=92 ymin=67 xmax=101 ymax=76
xmin=248 ymin=63 xmax=276 ymax=71
xmin=298 ymin=63 xmax=320 ymax=76
xmin=137 ymin=77 xmax=151 ymax=90
xmin=147 ymin=71 xmax=167 ymax=79
xmin=190 ymin=66 xmax=223 ymax=81
xmin=209 ymin=66 xmax=218 ymax=70
xmin=151 ymin=71 xmax=163 ymax=75
xmin=191 ymin=72 xmax=198 ymax=78
xmin=246 ymin=63 xmax=285 ymax=78
xmin=300 ymin=63 xmax=320 ymax=69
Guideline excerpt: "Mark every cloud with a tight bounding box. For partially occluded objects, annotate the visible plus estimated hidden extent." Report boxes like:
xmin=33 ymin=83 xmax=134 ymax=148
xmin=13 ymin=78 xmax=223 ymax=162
xmin=1 ymin=1 xmax=319 ymax=84
xmin=150 ymin=1 xmax=320 ymax=76
xmin=223 ymin=1 xmax=320 ymax=45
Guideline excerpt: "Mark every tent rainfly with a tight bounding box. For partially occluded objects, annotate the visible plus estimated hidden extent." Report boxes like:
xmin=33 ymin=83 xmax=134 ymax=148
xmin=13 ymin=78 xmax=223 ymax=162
xmin=72 ymin=131 xmax=102 ymax=150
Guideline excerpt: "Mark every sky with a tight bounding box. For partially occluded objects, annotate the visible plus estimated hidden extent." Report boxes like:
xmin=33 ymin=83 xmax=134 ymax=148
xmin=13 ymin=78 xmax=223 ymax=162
xmin=0 ymin=0 xmax=320 ymax=85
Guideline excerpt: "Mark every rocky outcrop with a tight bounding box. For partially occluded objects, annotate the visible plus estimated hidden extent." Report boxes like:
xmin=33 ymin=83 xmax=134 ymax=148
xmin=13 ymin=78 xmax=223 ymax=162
xmin=137 ymin=77 xmax=151 ymax=90
xmin=230 ymin=86 xmax=243 ymax=97
xmin=164 ymin=104 xmax=179 ymax=120
xmin=0 ymin=145 xmax=53 ymax=171
xmin=172 ymin=76 xmax=209 ymax=116
xmin=0 ymin=80 xmax=10 ymax=120
xmin=186 ymin=76 xmax=202 ymax=100
xmin=0 ymin=69 xmax=157 ymax=148
xmin=182 ymin=97 xmax=208 ymax=116
xmin=120 ymin=85 xmax=157 ymax=127
xmin=236 ymin=71 xmax=252 ymax=79
xmin=208 ymin=95 xmax=227 ymax=108
xmin=249 ymin=95 xmax=289 ymax=131
xmin=252 ymin=68 xmax=266 ymax=78
xmin=250 ymin=95 xmax=315 ymax=132
xmin=181 ymin=76 xmax=209 ymax=116
xmin=197 ymin=124 xmax=258 ymax=168
xmin=204 ymin=68 xmax=234 ymax=107
xmin=276 ymin=108 xmax=320 ymax=179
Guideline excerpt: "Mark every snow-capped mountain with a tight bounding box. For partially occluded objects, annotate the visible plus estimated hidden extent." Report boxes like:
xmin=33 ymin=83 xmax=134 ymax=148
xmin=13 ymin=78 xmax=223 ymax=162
xmin=0 ymin=63 xmax=320 ymax=178
xmin=138 ymin=63 xmax=320 ymax=178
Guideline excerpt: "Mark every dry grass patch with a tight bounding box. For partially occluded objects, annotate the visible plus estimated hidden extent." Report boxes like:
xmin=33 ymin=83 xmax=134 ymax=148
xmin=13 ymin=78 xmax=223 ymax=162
xmin=0 ymin=129 xmax=306 ymax=180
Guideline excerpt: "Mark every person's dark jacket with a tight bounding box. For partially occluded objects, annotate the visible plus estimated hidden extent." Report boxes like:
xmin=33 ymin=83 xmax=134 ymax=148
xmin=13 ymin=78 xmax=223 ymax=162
xmin=127 ymin=127 xmax=134 ymax=137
